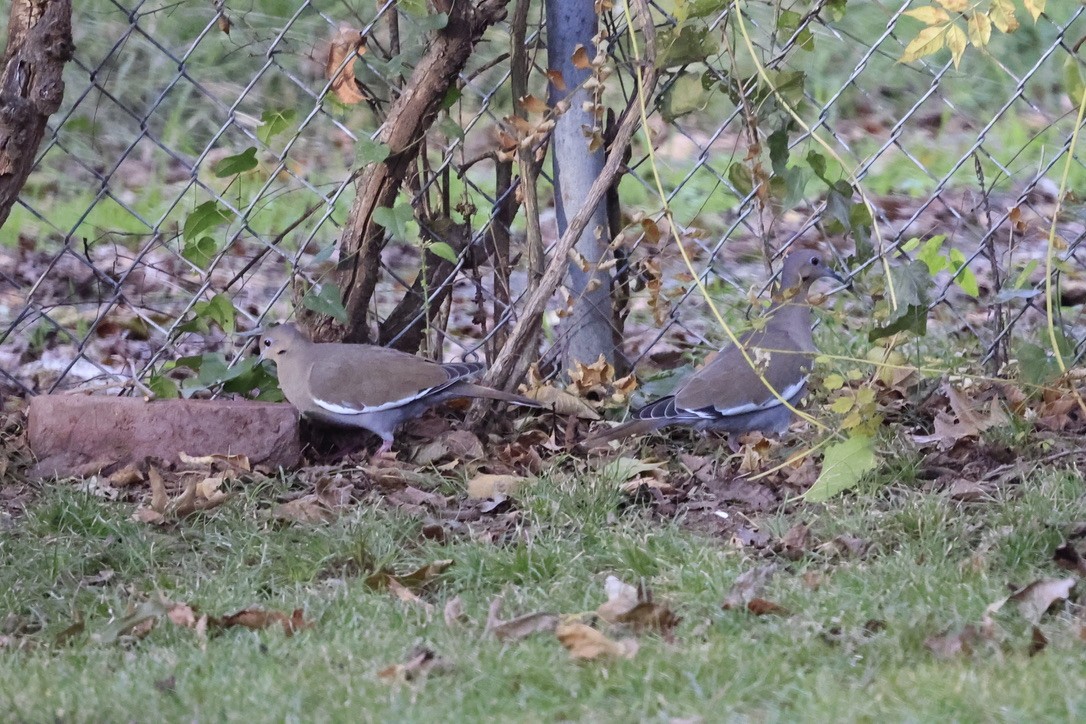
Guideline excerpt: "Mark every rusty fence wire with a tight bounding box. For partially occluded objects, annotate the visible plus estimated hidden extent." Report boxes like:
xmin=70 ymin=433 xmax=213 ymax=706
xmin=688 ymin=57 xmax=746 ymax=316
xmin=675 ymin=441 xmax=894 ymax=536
xmin=1 ymin=0 xmax=1085 ymax=401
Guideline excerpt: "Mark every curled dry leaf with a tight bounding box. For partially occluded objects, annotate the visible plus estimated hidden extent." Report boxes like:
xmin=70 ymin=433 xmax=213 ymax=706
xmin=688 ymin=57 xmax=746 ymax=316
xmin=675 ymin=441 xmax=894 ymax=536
xmin=365 ymin=560 xmax=453 ymax=593
xmin=485 ymin=596 xmax=559 ymax=642
xmin=524 ymin=384 xmax=600 ymax=420
xmin=555 ymin=621 xmax=638 ymax=660
xmin=596 ymin=575 xmax=680 ymax=637
xmin=218 ymin=608 xmax=312 ymax=636
xmin=377 ymin=647 xmax=448 ymax=682
xmin=272 ymin=495 xmax=335 ymax=524
xmin=1007 ymin=578 xmax=1076 ymax=623
xmin=325 ymin=25 xmax=367 ymax=105
xmin=722 ymin=564 xmax=778 ymax=610
xmin=746 ymin=598 xmax=790 ymax=616
xmin=924 ymin=625 xmax=983 ymax=659
xmin=178 ymin=452 xmax=250 ymax=472
xmin=467 ymin=474 xmax=531 ymax=499
xmin=443 ymin=596 xmax=464 ymax=627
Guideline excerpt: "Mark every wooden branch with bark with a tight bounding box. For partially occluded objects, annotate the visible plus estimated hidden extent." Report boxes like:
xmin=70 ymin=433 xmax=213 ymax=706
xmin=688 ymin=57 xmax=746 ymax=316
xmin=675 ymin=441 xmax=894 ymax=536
xmin=0 ymin=0 xmax=73 ymax=230
xmin=333 ymin=0 xmax=511 ymax=344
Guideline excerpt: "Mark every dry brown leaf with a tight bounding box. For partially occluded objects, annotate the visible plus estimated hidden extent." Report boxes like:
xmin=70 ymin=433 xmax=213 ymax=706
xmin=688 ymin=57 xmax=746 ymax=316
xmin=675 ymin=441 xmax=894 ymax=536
xmin=272 ymin=495 xmax=335 ymax=524
xmin=519 ymin=94 xmax=549 ymax=114
xmin=377 ymin=647 xmax=447 ymax=682
xmin=217 ymin=608 xmax=312 ymax=636
xmin=325 ymin=25 xmax=367 ymax=105
xmin=925 ymin=625 xmax=981 ymax=658
xmin=443 ymin=596 xmax=464 ymax=627
xmin=108 ymin=464 xmax=143 ymax=487
xmin=1029 ymin=625 xmax=1048 ymax=656
xmin=179 ymin=452 xmax=250 ymax=471
xmin=722 ymin=564 xmax=778 ymax=610
xmin=776 ymin=523 xmax=810 ymax=560
xmin=594 ymin=575 xmax=680 ymax=636
xmin=388 ymin=578 xmax=434 ymax=614
xmin=1053 ymin=543 xmax=1086 ymax=576
xmin=491 ymin=612 xmax=559 ymax=642
xmin=366 ymin=560 xmax=453 ymax=592
xmin=596 ymin=575 xmax=639 ymax=623
xmin=524 ymin=385 xmax=600 ymax=419
xmin=1007 ymin=578 xmax=1076 ymax=623
xmin=467 ymin=474 xmax=531 ymax=499
xmin=746 ymin=598 xmax=790 ymax=616
xmin=545 ymin=68 xmax=566 ymax=91
xmin=556 ymin=621 xmax=638 ymax=660
xmin=413 ymin=430 xmax=485 ymax=466
xmin=571 ymin=44 xmax=591 ymax=69
xmin=149 ymin=466 xmax=168 ymax=512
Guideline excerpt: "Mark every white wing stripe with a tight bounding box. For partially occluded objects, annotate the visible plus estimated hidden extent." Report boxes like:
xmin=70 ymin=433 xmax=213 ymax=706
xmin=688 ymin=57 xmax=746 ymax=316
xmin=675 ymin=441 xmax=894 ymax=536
xmin=313 ymin=385 xmax=439 ymax=415
xmin=702 ymin=376 xmax=807 ymax=418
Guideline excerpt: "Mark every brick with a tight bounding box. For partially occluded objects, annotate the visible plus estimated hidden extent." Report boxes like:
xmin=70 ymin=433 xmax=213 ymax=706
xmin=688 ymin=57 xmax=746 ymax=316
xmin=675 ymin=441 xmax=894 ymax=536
xmin=27 ymin=395 xmax=301 ymax=479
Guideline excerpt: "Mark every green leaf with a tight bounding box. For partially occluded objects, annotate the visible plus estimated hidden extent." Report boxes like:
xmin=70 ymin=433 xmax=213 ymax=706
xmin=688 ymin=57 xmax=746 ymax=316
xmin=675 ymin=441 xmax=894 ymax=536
xmin=356 ymin=136 xmax=391 ymax=166
xmin=806 ymin=151 xmax=828 ymax=182
xmin=767 ymin=127 xmax=790 ymax=175
xmin=182 ymin=236 xmax=219 ymax=269
xmin=661 ymin=71 xmax=710 ymax=122
xmin=437 ymin=115 xmax=465 ymax=141
xmin=1016 ymin=341 xmax=1055 ymax=387
xmin=915 ymin=234 xmax=949 ymax=275
xmin=301 ymin=283 xmax=349 ymax=324
xmin=727 ymin=162 xmax=754 ymax=197
xmin=656 ymin=22 xmax=719 ymax=69
xmin=258 ymin=108 xmax=297 ymax=145
xmin=869 ymin=260 xmax=932 ymax=340
xmin=213 ymin=147 xmax=258 ymax=177
xmin=182 ymin=201 xmax=230 ymax=240
xmin=1065 ymin=56 xmax=1086 ymax=109
xmin=413 ymin=12 xmax=449 ymax=31
xmin=948 ymin=248 xmax=979 ymax=297
xmin=802 ymin=434 xmax=878 ymax=502
xmin=427 ymin=241 xmax=459 ymax=264
xmin=826 ymin=0 xmax=848 ymax=21
xmin=147 ymin=372 xmax=180 ymax=400
xmin=676 ymin=0 xmax=726 ymax=21
xmin=440 ymin=87 xmax=462 ymax=111
xmin=373 ymin=202 xmax=415 ymax=242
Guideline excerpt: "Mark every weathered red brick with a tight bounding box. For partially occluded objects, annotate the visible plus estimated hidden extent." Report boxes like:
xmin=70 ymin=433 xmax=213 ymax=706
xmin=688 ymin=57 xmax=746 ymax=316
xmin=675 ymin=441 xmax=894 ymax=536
xmin=27 ymin=395 xmax=301 ymax=479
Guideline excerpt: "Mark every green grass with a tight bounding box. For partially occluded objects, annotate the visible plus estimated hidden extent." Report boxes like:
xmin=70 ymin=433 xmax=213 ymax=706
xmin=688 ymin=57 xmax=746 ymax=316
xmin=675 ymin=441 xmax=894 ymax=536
xmin=1 ymin=465 xmax=1084 ymax=720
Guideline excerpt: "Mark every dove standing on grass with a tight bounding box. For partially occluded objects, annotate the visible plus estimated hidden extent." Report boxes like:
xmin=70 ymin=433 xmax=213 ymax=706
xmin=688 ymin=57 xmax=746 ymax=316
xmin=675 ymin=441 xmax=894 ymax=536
xmin=582 ymin=251 xmax=845 ymax=448
xmin=260 ymin=323 xmax=540 ymax=456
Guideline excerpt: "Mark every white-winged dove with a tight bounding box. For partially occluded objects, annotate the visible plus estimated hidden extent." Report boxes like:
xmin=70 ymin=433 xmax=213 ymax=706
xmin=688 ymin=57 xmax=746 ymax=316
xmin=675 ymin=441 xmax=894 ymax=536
xmin=583 ymin=250 xmax=844 ymax=448
xmin=260 ymin=323 xmax=539 ymax=455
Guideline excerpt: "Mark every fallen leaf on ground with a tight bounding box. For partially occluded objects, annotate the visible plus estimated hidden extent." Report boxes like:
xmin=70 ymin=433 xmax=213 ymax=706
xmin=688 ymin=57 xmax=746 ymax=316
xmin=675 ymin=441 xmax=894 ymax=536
xmin=525 ymin=385 xmax=600 ymax=419
xmin=776 ymin=523 xmax=810 ymax=559
xmin=924 ymin=625 xmax=982 ymax=658
xmin=443 ymin=597 xmax=464 ymax=627
xmin=467 ymin=474 xmax=531 ymax=499
xmin=377 ymin=647 xmax=447 ymax=682
xmin=413 ymin=430 xmax=485 ymax=466
xmin=108 ymin=464 xmax=143 ymax=486
xmin=365 ymin=560 xmax=453 ymax=593
xmin=1053 ymin=543 xmax=1086 ymax=576
xmin=178 ymin=452 xmax=251 ymax=471
xmin=485 ymin=597 xmax=559 ymax=642
xmin=1007 ymin=578 xmax=1076 ymax=623
xmin=746 ymin=598 xmax=790 ymax=616
xmin=722 ymin=564 xmax=778 ymax=610
xmin=555 ymin=621 xmax=638 ymax=660
xmin=217 ymin=608 xmax=312 ymax=636
xmin=596 ymin=575 xmax=680 ymax=637
xmin=387 ymin=579 xmax=434 ymax=615
xmin=92 ymin=598 xmax=175 ymax=644
xmin=272 ymin=495 xmax=335 ymax=524
xmin=1029 ymin=625 xmax=1048 ymax=656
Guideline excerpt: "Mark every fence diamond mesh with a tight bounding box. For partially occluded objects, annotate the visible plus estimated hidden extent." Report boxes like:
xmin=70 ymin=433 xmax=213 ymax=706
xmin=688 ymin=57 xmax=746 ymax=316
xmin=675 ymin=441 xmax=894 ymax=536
xmin=2 ymin=0 xmax=1084 ymax=405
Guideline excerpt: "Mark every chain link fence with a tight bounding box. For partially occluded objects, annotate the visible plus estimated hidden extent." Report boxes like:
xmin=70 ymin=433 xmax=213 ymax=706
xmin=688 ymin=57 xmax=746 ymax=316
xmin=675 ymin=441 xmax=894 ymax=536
xmin=2 ymin=0 xmax=1084 ymax=402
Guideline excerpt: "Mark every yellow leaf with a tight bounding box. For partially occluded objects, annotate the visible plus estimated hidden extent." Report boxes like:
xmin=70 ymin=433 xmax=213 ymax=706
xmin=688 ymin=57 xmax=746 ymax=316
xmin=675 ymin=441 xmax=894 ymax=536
xmin=899 ymin=25 xmax=947 ymax=64
xmin=934 ymin=0 xmax=968 ymax=11
xmin=946 ymin=23 xmax=967 ymax=68
xmin=466 ymin=474 xmax=531 ymax=499
xmin=989 ymin=0 xmax=1019 ymax=33
xmin=904 ymin=6 xmax=950 ymax=25
xmin=830 ymin=396 xmax=855 ymax=414
xmin=967 ymin=12 xmax=992 ymax=47
xmin=1022 ymin=0 xmax=1045 ymax=22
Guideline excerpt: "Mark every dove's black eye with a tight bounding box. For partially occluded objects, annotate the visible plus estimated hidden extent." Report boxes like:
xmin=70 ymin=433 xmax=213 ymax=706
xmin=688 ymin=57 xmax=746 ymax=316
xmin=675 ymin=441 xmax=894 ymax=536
xmin=263 ymin=338 xmax=272 ymax=347
xmin=810 ymin=256 xmax=820 ymax=266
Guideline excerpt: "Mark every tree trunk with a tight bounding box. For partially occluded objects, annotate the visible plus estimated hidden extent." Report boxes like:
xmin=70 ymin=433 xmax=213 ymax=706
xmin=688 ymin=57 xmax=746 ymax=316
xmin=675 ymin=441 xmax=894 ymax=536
xmin=546 ymin=0 xmax=615 ymax=371
xmin=0 ymin=0 xmax=73 ymax=230
xmin=335 ymin=0 xmax=510 ymax=344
